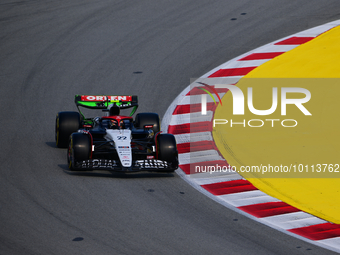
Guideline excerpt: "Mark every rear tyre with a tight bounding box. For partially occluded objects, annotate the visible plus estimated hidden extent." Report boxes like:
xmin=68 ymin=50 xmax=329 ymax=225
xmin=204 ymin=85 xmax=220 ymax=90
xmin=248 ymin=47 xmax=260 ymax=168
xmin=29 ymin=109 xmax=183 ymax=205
xmin=55 ymin=111 xmax=81 ymax=148
xmin=157 ymin=134 xmax=178 ymax=172
xmin=67 ymin=133 xmax=91 ymax=170
xmin=135 ymin=113 xmax=160 ymax=134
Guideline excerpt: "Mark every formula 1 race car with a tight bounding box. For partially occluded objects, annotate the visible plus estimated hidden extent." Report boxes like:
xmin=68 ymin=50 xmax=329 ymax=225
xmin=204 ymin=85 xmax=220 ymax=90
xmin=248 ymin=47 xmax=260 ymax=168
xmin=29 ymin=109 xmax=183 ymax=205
xmin=55 ymin=95 xmax=178 ymax=172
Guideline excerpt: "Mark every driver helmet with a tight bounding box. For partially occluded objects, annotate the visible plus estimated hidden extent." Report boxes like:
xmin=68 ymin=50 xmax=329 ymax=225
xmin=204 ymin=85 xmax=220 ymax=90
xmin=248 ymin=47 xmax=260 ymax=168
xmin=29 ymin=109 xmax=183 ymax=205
xmin=109 ymin=119 xmax=119 ymax=129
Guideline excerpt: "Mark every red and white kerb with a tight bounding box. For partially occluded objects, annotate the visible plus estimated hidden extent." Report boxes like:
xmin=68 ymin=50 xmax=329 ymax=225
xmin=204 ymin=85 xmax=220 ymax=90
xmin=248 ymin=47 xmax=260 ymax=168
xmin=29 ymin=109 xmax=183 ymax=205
xmin=163 ymin=20 xmax=340 ymax=252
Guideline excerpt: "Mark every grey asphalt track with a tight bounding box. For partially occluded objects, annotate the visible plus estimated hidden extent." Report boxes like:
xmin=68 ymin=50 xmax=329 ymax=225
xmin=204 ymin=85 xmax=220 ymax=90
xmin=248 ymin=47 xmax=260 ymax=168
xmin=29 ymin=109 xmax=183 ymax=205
xmin=1 ymin=1 xmax=340 ymax=254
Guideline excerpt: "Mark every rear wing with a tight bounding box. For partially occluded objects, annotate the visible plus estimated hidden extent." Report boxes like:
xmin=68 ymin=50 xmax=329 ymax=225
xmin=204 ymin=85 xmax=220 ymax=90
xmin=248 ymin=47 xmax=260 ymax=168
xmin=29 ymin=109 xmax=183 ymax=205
xmin=75 ymin=95 xmax=138 ymax=117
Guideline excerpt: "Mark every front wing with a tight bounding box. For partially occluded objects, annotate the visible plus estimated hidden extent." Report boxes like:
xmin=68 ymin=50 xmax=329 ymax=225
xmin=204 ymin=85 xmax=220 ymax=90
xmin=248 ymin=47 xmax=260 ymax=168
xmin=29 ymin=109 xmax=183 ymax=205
xmin=74 ymin=158 xmax=177 ymax=172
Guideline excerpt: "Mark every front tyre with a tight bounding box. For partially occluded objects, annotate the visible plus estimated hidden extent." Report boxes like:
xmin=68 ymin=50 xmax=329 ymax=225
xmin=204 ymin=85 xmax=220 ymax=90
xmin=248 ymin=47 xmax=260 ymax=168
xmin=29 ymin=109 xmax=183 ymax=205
xmin=68 ymin=133 xmax=91 ymax=170
xmin=157 ymin=134 xmax=178 ymax=172
xmin=56 ymin=111 xmax=81 ymax=148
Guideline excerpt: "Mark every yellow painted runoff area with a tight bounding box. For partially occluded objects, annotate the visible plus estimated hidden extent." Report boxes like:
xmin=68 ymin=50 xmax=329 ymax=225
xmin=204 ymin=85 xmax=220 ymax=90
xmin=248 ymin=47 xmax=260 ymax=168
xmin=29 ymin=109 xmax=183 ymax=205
xmin=213 ymin=26 xmax=340 ymax=223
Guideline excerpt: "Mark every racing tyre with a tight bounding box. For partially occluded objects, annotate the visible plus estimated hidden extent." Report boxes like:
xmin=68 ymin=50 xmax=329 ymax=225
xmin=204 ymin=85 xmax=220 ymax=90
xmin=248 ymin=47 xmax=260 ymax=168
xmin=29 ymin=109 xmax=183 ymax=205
xmin=55 ymin=111 xmax=81 ymax=148
xmin=135 ymin=113 xmax=160 ymax=134
xmin=68 ymin=133 xmax=91 ymax=170
xmin=157 ymin=134 xmax=178 ymax=172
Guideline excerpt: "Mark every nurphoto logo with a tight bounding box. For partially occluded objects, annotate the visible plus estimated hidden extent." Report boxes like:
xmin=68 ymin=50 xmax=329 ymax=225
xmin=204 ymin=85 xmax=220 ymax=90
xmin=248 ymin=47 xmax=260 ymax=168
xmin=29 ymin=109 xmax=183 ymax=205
xmin=198 ymin=83 xmax=312 ymax=128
